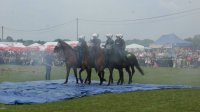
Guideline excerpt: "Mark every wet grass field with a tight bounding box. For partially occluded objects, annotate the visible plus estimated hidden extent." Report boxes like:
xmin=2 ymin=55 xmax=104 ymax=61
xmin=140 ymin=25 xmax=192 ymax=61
xmin=0 ymin=65 xmax=199 ymax=86
xmin=0 ymin=65 xmax=200 ymax=112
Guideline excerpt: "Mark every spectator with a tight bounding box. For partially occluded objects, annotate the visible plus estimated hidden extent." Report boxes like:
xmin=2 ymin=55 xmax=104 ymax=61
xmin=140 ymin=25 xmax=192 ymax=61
xmin=43 ymin=51 xmax=54 ymax=80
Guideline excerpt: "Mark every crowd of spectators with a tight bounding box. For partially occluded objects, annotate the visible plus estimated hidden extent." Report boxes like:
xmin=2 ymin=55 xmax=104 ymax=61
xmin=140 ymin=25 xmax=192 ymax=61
xmin=0 ymin=51 xmax=43 ymax=65
xmin=133 ymin=47 xmax=200 ymax=68
xmin=0 ymin=47 xmax=200 ymax=68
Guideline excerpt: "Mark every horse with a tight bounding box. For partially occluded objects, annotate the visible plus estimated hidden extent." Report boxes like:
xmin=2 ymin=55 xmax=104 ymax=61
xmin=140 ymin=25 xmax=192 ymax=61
xmin=82 ymin=44 xmax=106 ymax=85
xmin=74 ymin=39 xmax=92 ymax=84
xmin=105 ymin=45 xmax=144 ymax=85
xmin=75 ymin=39 xmax=105 ymax=85
xmin=54 ymin=39 xmax=89 ymax=84
xmin=126 ymin=52 xmax=144 ymax=83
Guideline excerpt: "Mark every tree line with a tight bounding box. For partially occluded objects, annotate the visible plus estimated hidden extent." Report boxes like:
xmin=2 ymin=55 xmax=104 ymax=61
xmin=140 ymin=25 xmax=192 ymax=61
xmin=0 ymin=35 xmax=200 ymax=50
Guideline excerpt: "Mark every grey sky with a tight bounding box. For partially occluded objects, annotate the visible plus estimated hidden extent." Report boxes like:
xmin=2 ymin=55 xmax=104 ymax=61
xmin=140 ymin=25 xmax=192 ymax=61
xmin=0 ymin=0 xmax=200 ymax=41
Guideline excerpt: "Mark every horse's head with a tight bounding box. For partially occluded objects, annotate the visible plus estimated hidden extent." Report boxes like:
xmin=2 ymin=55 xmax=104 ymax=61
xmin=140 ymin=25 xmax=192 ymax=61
xmin=53 ymin=39 xmax=63 ymax=53
xmin=54 ymin=45 xmax=61 ymax=53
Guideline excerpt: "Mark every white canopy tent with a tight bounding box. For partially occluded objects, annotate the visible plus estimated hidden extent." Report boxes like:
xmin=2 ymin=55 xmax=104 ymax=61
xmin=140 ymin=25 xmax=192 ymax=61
xmin=126 ymin=44 xmax=144 ymax=50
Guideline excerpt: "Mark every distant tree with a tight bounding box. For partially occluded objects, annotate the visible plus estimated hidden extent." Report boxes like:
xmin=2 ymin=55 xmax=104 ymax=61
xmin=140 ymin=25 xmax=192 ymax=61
xmin=53 ymin=39 xmax=60 ymax=42
xmin=185 ymin=35 xmax=200 ymax=50
xmin=63 ymin=39 xmax=71 ymax=41
xmin=6 ymin=36 xmax=14 ymax=42
xmin=53 ymin=38 xmax=71 ymax=42
xmin=192 ymin=35 xmax=200 ymax=50
xmin=23 ymin=40 xmax=34 ymax=46
xmin=16 ymin=39 xmax=25 ymax=43
xmin=36 ymin=40 xmax=45 ymax=45
xmin=184 ymin=37 xmax=192 ymax=42
xmin=142 ymin=39 xmax=154 ymax=46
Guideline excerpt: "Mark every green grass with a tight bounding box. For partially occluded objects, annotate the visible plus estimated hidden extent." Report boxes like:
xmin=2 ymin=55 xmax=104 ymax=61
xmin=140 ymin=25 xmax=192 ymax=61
xmin=0 ymin=65 xmax=199 ymax=86
xmin=0 ymin=65 xmax=200 ymax=112
xmin=0 ymin=89 xmax=200 ymax=112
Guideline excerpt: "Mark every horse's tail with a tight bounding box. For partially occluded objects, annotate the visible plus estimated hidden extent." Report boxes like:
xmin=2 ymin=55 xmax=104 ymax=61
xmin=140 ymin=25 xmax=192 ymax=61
xmin=134 ymin=59 xmax=144 ymax=75
xmin=130 ymin=53 xmax=144 ymax=76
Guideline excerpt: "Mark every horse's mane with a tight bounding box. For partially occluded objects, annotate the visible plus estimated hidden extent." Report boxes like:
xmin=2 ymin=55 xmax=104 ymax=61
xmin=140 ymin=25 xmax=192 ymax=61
xmin=58 ymin=39 xmax=73 ymax=50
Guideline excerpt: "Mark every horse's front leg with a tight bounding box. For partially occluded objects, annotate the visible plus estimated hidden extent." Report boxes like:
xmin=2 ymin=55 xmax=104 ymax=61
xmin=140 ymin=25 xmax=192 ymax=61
xmin=73 ymin=68 xmax=78 ymax=84
xmin=117 ymin=68 xmax=124 ymax=85
xmin=79 ymin=68 xmax=84 ymax=83
xmin=99 ymin=70 xmax=105 ymax=85
xmin=64 ymin=67 xmax=70 ymax=84
xmin=108 ymin=68 xmax=113 ymax=86
xmin=98 ymin=71 xmax=102 ymax=85
xmin=86 ymin=68 xmax=92 ymax=85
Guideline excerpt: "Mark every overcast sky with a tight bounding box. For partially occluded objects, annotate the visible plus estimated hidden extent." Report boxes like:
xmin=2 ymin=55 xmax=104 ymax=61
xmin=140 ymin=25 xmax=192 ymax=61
xmin=0 ymin=0 xmax=200 ymax=41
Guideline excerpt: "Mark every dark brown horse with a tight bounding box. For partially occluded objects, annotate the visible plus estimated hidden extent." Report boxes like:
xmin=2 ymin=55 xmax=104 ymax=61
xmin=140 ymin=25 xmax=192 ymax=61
xmin=106 ymin=46 xmax=144 ymax=85
xmin=75 ymin=39 xmax=105 ymax=85
xmin=78 ymin=46 xmax=144 ymax=85
xmin=80 ymin=43 xmax=106 ymax=85
xmin=126 ymin=52 xmax=144 ymax=83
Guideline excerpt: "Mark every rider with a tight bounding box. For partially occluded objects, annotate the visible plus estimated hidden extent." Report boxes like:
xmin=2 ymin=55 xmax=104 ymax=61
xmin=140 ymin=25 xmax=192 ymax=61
xmin=104 ymin=33 xmax=114 ymax=65
xmin=105 ymin=33 xmax=114 ymax=49
xmin=90 ymin=33 xmax=101 ymax=48
xmin=114 ymin=33 xmax=127 ymax=62
xmin=77 ymin=35 xmax=86 ymax=65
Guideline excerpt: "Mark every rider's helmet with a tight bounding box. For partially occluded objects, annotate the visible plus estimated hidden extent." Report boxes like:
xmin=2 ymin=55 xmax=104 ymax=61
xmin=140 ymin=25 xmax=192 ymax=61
xmin=116 ymin=34 xmax=121 ymax=39
xmin=116 ymin=33 xmax=123 ymax=39
xmin=92 ymin=33 xmax=99 ymax=39
xmin=106 ymin=33 xmax=113 ymax=39
xmin=78 ymin=35 xmax=85 ymax=41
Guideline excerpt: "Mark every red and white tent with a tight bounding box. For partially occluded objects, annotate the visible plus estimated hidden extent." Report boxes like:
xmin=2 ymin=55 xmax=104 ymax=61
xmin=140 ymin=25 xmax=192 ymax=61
xmin=0 ymin=44 xmax=9 ymax=51
xmin=0 ymin=41 xmax=79 ymax=52
xmin=27 ymin=43 xmax=41 ymax=51
xmin=0 ymin=42 xmax=27 ymax=51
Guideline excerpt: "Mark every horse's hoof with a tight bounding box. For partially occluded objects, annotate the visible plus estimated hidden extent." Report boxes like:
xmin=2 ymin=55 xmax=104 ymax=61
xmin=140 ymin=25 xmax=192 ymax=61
xmin=63 ymin=82 xmax=67 ymax=84
xmin=99 ymin=82 xmax=103 ymax=85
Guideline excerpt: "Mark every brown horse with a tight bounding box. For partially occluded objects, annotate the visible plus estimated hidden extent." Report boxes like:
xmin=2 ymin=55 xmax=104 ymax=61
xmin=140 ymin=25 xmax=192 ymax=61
xmin=80 ymin=44 xmax=106 ymax=85
xmin=74 ymin=39 xmax=92 ymax=84
xmin=54 ymin=39 xmax=80 ymax=84
xmin=105 ymin=46 xmax=144 ymax=85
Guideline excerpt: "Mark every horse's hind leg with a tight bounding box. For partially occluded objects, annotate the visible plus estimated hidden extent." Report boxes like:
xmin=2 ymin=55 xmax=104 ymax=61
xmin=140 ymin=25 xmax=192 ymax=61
xmin=120 ymin=69 xmax=124 ymax=85
xmin=131 ymin=65 xmax=135 ymax=77
xmin=98 ymin=71 xmax=105 ymax=85
xmin=125 ymin=67 xmax=132 ymax=84
xmin=73 ymin=68 xmax=79 ymax=84
xmin=101 ymin=70 xmax=106 ymax=83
